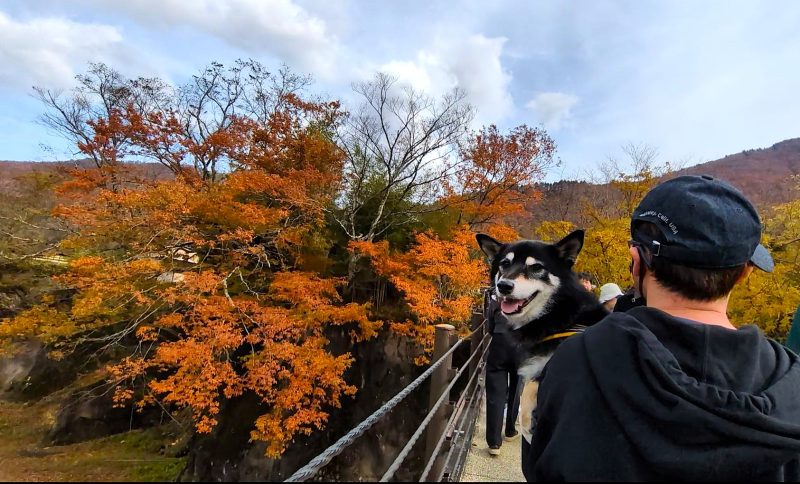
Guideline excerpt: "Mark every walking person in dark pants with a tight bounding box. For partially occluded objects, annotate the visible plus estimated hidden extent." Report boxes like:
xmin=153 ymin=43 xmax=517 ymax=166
xmin=485 ymin=295 xmax=521 ymax=455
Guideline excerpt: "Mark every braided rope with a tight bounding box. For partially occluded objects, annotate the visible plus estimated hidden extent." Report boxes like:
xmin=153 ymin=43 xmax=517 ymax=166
xmin=379 ymin=333 xmax=491 ymax=482
xmin=284 ymin=321 xmax=485 ymax=482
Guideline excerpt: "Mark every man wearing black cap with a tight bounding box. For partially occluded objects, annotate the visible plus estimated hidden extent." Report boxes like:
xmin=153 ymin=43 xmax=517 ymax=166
xmin=523 ymin=175 xmax=800 ymax=481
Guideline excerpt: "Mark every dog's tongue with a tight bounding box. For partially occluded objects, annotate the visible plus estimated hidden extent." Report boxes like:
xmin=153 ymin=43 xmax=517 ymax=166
xmin=501 ymin=298 xmax=525 ymax=314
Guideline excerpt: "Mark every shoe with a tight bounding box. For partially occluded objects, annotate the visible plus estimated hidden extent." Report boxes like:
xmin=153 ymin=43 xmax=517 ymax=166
xmin=504 ymin=431 xmax=519 ymax=441
xmin=488 ymin=444 xmax=501 ymax=456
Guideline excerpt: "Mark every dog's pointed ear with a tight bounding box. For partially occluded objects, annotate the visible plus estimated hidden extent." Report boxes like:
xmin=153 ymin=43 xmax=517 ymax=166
xmin=554 ymin=229 xmax=584 ymax=266
xmin=476 ymin=233 xmax=503 ymax=260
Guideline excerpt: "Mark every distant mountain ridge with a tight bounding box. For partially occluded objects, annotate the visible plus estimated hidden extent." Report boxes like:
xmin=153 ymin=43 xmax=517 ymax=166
xmin=0 ymin=160 xmax=172 ymax=196
xmin=2 ymin=138 xmax=799 ymax=211
xmin=674 ymin=138 xmax=800 ymax=207
xmin=524 ymin=138 xmax=800 ymax=228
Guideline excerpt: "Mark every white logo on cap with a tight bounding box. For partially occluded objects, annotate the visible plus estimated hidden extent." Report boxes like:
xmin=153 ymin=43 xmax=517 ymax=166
xmin=639 ymin=210 xmax=679 ymax=235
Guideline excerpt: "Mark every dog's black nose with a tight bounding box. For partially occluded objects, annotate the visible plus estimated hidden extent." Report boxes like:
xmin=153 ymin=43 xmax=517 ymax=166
xmin=497 ymin=280 xmax=514 ymax=295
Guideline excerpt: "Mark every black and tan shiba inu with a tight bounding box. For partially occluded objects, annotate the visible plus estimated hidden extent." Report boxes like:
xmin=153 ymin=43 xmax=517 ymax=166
xmin=476 ymin=229 xmax=608 ymax=441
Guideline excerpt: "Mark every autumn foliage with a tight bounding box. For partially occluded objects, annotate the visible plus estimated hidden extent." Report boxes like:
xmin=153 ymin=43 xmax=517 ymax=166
xmin=1 ymin=65 xmax=381 ymax=457
xmin=0 ymin=61 xmax=568 ymax=457
xmin=5 ymin=60 xmax=798 ymax=464
xmin=530 ymin=165 xmax=800 ymax=341
xmin=445 ymin=124 xmax=556 ymax=228
xmin=350 ymin=228 xmax=486 ymax=363
xmin=349 ymin=124 xmax=558 ymax=355
xmin=728 ymin=186 xmax=800 ymax=338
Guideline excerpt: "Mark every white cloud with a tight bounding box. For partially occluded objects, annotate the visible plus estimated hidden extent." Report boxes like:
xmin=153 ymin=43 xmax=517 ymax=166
xmin=380 ymin=60 xmax=436 ymax=93
xmin=377 ymin=34 xmax=514 ymax=124
xmin=447 ymin=35 xmax=514 ymax=123
xmin=526 ymin=92 xmax=579 ymax=130
xmin=82 ymin=0 xmax=341 ymax=78
xmin=0 ymin=11 xmax=127 ymax=90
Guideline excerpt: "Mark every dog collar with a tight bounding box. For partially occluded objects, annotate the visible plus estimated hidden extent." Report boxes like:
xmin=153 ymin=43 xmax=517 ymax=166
xmin=537 ymin=326 xmax=586 ymax=344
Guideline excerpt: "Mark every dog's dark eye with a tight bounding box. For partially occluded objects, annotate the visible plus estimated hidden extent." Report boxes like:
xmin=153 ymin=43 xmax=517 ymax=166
xmin=500 ymin=259 xmax=511 ymax=269
xmin=528 ymin=263 xmax=544 ymax=272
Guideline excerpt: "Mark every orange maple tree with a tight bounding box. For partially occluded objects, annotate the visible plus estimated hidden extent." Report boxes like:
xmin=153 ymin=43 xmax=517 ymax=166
xmin=445 ymin=124 xmax=557 ymax=230
xmin=350 ymin=124 xmax=558 ymax=359
xmin=2 ymin=64 xmax=380 ymax=457
xmin=350 ymin=227 xmax=485 ymax=362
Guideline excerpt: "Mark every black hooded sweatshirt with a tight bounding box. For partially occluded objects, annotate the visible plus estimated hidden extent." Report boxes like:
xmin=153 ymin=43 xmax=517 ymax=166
xmin=526 ymin=306 xmax=800 ymax=481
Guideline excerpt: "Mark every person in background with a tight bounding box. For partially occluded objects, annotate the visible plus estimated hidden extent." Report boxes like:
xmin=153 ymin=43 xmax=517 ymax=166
xmin=598 ymin=283 xmax=624 ymax=311
xmin=786 ymin=303 xmax=800 ymax=353
xmin=576 ymin=272 xmax=595 ymax=292
xmin=612 ymin=287 xmax=645 ymax=312
xmin=484 ymin=292 xmax=521 ymax=456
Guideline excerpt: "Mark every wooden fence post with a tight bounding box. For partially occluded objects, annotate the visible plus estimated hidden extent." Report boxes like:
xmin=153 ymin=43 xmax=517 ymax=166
xmin=424 ymin=323 xmax=456 ymax=480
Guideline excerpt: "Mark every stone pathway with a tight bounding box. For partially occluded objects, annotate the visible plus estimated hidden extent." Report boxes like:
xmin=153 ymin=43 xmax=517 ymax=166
xmin=460 ymin=396 xmax=525 ymax=482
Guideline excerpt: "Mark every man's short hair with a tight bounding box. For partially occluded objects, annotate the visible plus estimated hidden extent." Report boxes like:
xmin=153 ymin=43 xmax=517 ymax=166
xmin=576 ymin=272 xmax=592 ymax=282
xmin=633 ymin=221 xmax=746 ymax=301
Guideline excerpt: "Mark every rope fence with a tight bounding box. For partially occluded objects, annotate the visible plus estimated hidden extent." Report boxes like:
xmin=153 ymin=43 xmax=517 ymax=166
xmin=380 ymin=333 xmax=491 ymax=481
xmin=284 ymin=319 xmax=487 ymax=483
xmin=416 ymin=335 xmax=489 ymax=481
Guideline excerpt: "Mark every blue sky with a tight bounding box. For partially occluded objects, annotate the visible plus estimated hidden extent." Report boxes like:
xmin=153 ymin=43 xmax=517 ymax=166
xmin=1 ymin=1 xmax=799 ymax=180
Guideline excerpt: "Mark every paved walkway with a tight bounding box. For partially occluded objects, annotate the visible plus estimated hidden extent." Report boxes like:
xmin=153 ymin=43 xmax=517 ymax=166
xmin=461 ymin=395 xmax=525 ymax=482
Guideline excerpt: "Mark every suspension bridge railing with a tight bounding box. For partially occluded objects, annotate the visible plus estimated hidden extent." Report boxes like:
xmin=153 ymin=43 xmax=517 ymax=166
xmin=284 ymin=294 xmax=492 ymax=482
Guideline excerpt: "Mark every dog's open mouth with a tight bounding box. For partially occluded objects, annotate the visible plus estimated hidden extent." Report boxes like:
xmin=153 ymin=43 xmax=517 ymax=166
xmin=500 ymin=291 xmax=540 ymax=315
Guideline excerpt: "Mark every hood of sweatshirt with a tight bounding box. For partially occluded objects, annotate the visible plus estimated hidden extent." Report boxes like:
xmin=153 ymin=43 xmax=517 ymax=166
xmin=582 ymin=306 xmax=800 ymax=480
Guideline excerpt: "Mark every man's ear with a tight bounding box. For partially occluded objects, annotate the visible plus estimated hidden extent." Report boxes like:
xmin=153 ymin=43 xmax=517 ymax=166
xmin=629 ymin=245 xmax=643 ymax=279
xmin=476 ymin=233 xmax=503 ymax=260
xmin=736 ymin=264 xmax=755 ymax=284
xmin=555 ymin=230 xmax=585 ymax=266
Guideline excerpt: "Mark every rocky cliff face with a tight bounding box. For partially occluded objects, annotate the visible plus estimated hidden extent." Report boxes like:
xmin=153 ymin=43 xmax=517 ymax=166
xmin=0 ymin=340 xmax=80 ymax=401
xmin=47 ymin=380 xmax=168 ymax=446
xmin=179 ymin=328 xmax=435 ymax=482
xmin=0 ymin=326 xmax=439 ymax=481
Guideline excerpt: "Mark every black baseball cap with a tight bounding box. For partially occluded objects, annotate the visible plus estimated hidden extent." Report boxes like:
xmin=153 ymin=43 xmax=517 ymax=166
xmin=631 ymin=175 xmax=774 ymax=272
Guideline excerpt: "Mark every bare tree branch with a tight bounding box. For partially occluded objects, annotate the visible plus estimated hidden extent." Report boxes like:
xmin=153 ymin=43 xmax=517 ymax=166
xmin=333 ymin=73 xmax=474 ymax=242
